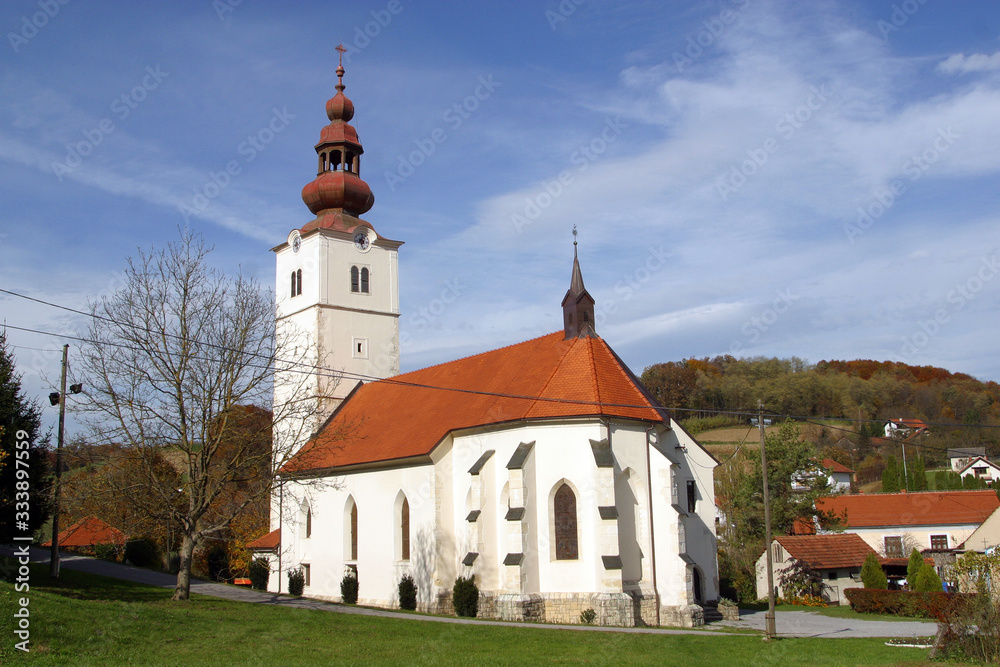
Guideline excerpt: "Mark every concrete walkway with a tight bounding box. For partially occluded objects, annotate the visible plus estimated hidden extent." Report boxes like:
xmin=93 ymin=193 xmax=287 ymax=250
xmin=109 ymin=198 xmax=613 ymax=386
xmin=5 ymin=545 xmax=939 ymax=638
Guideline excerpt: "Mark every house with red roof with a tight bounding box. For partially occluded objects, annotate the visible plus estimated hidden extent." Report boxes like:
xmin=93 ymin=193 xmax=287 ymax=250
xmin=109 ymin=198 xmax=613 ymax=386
xmin=884 ymin=418 xmax=928 ymax=440
xmin=956 ymin=456 xmax=999 ymax=486
xmin=262 ymin=64 xmax=720 ymax=628
xmin=755 ymin=534 xmax=878 ymax=604
xmin=42 ymin=516 xmax=126 ymax=552
xmin=815 ymin=490 xmax=1000 ymax=558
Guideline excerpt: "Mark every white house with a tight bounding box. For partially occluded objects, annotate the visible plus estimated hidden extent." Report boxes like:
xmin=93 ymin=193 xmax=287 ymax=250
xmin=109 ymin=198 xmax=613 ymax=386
xmin=957 ymin=456 xmax=1000 ymax=486
xmin=790 ymin=458 xmax=854 ymax=493
xmin=884 ymin=418 xmax=928 ymax=440
xmin=756 ymin=533 xmax=877 ymax=605
xmin=948 ymin=447 xmax=986 ymax=472
xmin=253 ymin=61 xmax=720 ymax=628
xmin=815 ymin=490 xmax=1000 ymax=556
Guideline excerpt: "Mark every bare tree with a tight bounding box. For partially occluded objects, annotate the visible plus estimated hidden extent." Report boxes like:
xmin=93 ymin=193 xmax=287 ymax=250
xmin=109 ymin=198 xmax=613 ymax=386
xmin=79 ymin=231 xmax=326 ymax=600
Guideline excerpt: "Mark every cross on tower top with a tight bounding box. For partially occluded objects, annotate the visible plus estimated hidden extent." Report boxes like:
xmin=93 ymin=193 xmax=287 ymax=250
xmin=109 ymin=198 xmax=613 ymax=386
xmin=336 ymin=43 xmax=347 ymax=67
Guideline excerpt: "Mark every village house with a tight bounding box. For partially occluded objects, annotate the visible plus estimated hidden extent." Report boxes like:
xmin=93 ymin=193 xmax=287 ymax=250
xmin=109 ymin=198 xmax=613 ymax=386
xmin=755 ymin=533 xmax=877 ymax=605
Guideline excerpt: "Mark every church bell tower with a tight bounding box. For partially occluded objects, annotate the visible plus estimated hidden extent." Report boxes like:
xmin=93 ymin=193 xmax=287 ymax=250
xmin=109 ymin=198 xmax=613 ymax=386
xmin=273 ymin=50 xmax=402 ymax=439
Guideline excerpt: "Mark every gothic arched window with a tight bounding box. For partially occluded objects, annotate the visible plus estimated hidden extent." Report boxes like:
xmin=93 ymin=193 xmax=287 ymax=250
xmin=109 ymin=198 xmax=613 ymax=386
xmin=360 ymin=267 xmax=370 ymax=294
xmin=350 ymin=266 xmax=360 ymax=293
xmin=554 ymin=483 xmax=578 ymax=560
xmin=400 ymin=497 xmax=410 ymax=561
xmin=350 ymin=502 xmax=358 ymax=560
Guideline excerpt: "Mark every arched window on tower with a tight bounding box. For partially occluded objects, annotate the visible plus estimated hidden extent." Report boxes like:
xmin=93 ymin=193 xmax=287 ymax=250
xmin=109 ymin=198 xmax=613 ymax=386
xmin=360 ymin=267 xmax=370 ymax=294
xmin=290 ymin=269 xmax=302 ymax=298
xmin=332 ymin=149 xmax=342 ymax=171
xmin=345 ymin=151 xmax=355 ymax=173
xmin=554 ymin=483 xmax=578 ymax=560
xmin=350 ymin=266 xmax=360 ymax=293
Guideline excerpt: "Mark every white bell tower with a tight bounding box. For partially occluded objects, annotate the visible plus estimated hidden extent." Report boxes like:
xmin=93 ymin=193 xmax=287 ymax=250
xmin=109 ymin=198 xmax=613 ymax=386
xmin=272 ymin=54 xmax=401 ymax=448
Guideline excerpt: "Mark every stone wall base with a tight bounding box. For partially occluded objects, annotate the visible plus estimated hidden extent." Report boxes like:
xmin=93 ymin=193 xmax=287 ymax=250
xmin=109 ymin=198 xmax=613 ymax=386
xmin=475 ymin=591 xmax=660 ymax=627
xmin=660 ymin=603 xmax=705 ymax=627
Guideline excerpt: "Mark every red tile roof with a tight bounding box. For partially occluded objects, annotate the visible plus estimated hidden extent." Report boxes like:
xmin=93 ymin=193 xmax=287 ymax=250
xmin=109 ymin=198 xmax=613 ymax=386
xmin=816 ymin=490 xmax=999 ymax=528
xmin=246 ymin=528 xmax=280 ymax=550
xmin=888 ymin=418 xmax=927 ymax=428
xmin=284 ymin=332 xmax=665 ymax=472
xmin=774 ymin=533 xmax=877 ymax=569
xmin=42 ymin=516 xmax=126 ymax=548
xmin=822 ymin=458 xmax=854 ymax=474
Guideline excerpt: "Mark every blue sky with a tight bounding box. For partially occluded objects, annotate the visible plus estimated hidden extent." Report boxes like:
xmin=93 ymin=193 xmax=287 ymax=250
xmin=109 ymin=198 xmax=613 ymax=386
xmin=2 ymin=0 xmax=1000 ymax=430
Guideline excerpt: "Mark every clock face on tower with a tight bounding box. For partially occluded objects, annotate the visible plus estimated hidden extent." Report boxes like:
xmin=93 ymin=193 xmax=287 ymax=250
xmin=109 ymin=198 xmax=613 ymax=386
xmin=353 ymin=230 xmax=371 ymax=252
xmin=291 ymin=235 xmax=301 ymax=253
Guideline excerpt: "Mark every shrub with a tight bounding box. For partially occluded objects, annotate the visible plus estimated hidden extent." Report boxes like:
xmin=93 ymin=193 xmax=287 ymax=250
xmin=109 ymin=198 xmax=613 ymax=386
xmin=91 ymin=542 xmax=122 ymax=562
xmin=906 ymin=549 xmax=923 ymax=589
xmin=915 ymin=563 xmax=942 ymax=592
xmin=397 ymin=573 xmax=417 ymax=610
xmin=844 ymin=588 xmax=971 ymax=619
xmin=860 ymin=553 xmax=887 ymax=589
xmin=452 ymin=575 xmax=479 ymax=618
xmin=249 ymin=557 xmax=270 ymax=590
xmin=341 ymin=572 xmax=359 ymax=604
xmin=580 ymin=608 xmax=597 ymax=624
xmin=124 ymin=537 xmax=160 ymax=569
xmin=288 ymin=568 xmax=305 ymax=596
xmin=206 ymin=543 xmax=230 ymax=582
xmin=935 ymin=593 xmax=1000 ymax=662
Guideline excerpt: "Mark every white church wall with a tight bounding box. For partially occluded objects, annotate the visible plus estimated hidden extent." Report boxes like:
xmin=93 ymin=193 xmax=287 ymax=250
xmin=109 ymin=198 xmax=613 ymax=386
xmin=279 ymin=463 xmax=437 ymax=609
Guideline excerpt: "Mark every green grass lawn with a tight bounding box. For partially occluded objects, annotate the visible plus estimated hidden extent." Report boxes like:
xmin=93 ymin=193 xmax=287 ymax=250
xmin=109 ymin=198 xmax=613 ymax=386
xmin=1 ymin=562 xmax=933 ymax=666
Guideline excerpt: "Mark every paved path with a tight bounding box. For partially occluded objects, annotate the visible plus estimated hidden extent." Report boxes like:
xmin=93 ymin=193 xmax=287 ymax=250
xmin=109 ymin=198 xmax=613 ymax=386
xmin=5 ymin=546 xmax=938 ymax=638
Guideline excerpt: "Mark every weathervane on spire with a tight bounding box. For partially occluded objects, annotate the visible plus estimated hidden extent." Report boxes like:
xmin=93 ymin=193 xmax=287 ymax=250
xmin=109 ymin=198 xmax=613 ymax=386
xmin=572 ymin=224 xmax=578 ymax=246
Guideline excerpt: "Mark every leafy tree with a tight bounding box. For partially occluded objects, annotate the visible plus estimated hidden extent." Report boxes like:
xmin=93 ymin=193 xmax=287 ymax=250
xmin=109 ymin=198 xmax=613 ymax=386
xmin=907 ymin=548 xmax=923 ymax=589
xmin=77 ymin=232 xmax=323 ymax=600
xmin=882 ymin=455 xmax=900 ymax=493
xmin=0 ymin=329 xmax=52 ymax=541
xmin=914 ymin=562 xmax=942 ymax=592
xmin=717 ymin=423 xmax=838 ymax=602
xmin=861 ymin=552 xmax=887 ymax=589
xmin=778 ymin=559 xmax=824 ymax=601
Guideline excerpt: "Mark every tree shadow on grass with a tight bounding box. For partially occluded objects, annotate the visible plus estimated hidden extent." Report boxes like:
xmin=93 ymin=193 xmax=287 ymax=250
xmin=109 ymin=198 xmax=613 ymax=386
xmin=2 ymin=557 xmax=172 ymax=602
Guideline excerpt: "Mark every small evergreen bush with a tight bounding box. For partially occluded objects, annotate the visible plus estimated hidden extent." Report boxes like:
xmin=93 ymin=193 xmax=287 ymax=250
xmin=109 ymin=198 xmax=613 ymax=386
xmin=914 ymin=563 xmax=942 ymax=592
xmin=398 ymin=574 xmax=417 ymax=610
xmin=341 ymin=572 xmax=359 ymax=604
xmin=860 ymin=553 xmax=887 ymax=589
xmin=288 ymin=567 xmax=305 ymax=596
xmin=124 ymin=537 xmax=160 ymax=569
xmin=580 ymin=608 xmax=597 ymax=624
xmin=249 ymin=557 xmax=270 ymax=590
xmin=906 ymin=549 xmax=923 ymax=589
xmin=452 ymin=575 xmax=479 ymax=617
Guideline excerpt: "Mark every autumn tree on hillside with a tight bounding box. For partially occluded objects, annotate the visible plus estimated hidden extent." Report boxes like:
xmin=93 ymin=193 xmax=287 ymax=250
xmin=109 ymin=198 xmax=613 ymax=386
xmin=78 ymin=232 xmax=326 ymax=600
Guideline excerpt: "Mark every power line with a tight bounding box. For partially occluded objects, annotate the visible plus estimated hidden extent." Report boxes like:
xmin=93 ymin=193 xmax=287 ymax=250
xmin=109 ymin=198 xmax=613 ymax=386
xmin=5 ymin=288 xmax=1000 ymax=431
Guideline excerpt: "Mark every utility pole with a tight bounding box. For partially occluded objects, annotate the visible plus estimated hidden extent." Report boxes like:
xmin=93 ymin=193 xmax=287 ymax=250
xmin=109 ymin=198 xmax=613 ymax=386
xmin=48 ymin=345 xmax=82 ymax=578
xmin=49 ymin=344 xmax=68 ymax=578
xmin=759 ymin=401 xmax=776 ymax=640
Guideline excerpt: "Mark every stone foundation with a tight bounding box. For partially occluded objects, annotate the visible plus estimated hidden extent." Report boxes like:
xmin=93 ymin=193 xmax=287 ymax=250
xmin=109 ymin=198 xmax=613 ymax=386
xmin=660 ymin=603 xmax=705 ymax=627
xmin=475 ymin=590 xmax=666 ymax=627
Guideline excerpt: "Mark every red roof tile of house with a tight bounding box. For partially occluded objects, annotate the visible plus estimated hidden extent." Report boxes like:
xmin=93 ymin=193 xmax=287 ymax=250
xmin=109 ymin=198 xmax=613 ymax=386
xmin=246 ymin=528 xmax=280 ymax=550
xmin=889 ymin=418 xmax=928 ymax=429
xmin=41 ymin=516 xmax=126 ymax=548
xmin=774 ymin=533 xmax=877 ymax=569
xmin=816 ymin=490 xmax=999 ymax=528
xmin=284 ymin=332 xmax=665 ymax=472
xmin=822 ymin=458 xmax=854 ymax=474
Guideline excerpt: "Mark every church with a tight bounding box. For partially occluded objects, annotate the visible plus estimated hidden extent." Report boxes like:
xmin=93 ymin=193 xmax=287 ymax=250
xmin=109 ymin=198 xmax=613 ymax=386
xmin=250 ymin=57 xmax=720 ymax=628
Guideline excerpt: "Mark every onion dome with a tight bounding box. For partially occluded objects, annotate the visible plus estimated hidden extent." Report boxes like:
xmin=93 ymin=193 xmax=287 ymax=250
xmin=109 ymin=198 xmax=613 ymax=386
xmin=301 ymin=59 xmax=374 ymax=219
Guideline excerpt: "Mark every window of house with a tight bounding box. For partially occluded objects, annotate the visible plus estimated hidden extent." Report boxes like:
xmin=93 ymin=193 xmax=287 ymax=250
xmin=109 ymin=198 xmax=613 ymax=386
xmin=828 ymin=571 xmax=837 ymax=581
xmin=351 ymin=266 xmax=359 ymax=292
xmin=930 ymin=534 xmax=948 ymax=550
xmin=686 ymin=480 xmax=697 ymax=513
xmin=360 ymin=267 xmax=370 ymax=294
xmin=554 ymin=483 xmax=578 ymax=560
xmin=884 ymin=536 xmax=903 ymax=558
xmin=302 ymin=563 xmax=310 ymax=587
xmin=772 ymin=543 xmax=783 ymax=561
xmin=400 ymin=497 xmax=410 ymax=561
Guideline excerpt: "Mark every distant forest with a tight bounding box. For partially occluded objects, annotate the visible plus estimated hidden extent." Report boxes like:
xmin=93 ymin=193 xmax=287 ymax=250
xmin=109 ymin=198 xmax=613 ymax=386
xmin=639 ymin=356 xmax=1000 ymax=480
